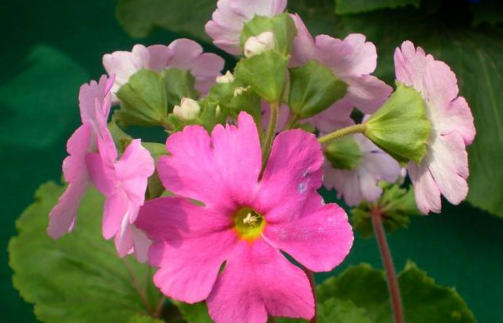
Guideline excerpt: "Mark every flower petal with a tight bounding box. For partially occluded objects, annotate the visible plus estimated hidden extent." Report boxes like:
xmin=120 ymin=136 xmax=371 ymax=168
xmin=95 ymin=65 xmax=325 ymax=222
xmin=344 ymin=75 xmax=393 ymax=114
xmin=207 ymin=240 xmax=314 ymax=323
xmin=264 ymin=194 xmax=353 ymax=272
xmin=158 ymin=112 xmax=262 ymax=209
xmin=136 ymin=197 xmax=236 ymax=303
xmin=256 ymin=129 xmax=324 ymax=222
xmin=408 ymin=161 xmax=442 ymax=214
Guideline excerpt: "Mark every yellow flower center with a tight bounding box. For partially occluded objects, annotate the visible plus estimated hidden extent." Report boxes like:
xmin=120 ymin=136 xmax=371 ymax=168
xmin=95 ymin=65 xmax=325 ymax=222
xmin=233 ymin=207 xmax=266 ymax=241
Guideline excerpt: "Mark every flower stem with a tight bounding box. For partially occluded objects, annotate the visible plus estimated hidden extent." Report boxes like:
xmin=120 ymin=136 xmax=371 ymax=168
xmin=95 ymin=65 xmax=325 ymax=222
xmin=261 ymin=101 xmax=279 ymax=174
xmin=305 ymin=269 xmax=318 ymax=323
xmin=317 ymin=124 xmax=367 ymax=145
xmin=371 ymin=208 xmax=404 ymax=323
xmin=285 ymin=114 xmax=300 ymax=130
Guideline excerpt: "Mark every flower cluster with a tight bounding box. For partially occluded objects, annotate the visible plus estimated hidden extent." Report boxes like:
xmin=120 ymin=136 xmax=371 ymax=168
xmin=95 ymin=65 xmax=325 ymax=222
xmin=48 ymin=0 xmax=475 ymax=322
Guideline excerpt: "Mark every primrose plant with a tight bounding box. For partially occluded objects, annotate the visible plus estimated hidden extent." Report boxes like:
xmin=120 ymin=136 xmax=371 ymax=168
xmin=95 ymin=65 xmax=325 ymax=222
xmin=46 ymin=0 xmax=475 ymax=322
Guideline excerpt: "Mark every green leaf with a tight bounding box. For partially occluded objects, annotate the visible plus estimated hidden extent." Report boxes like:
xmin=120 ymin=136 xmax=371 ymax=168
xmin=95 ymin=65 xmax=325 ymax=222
xmin=8 ymin=182 xmax=164 ymax=323
xmin=116 ymin=0 xmax=214 ymax=40
xmin=128 ymin=315 xmax=165 ymax=323
xmin=317 ymin=263 xmax=476 ymax=323
xmin=365 ymin=83 xmax=431 ymax=165
xmin=235 ymin=51 xmax=289 ymax=103
xmin=324 ymin=136 xmax=362 ymax=170
xmin=335 ymin=8 xmax=503 ymax=217
xmin=116 ymin=69 xmax=168 ymax=127
xmin=289 ymin=60 xmax=348 ymax=119
xmin=278 ymin=299 xmax=371 ymax=323
xmin=143 ymin=142 xmax=168 ymax=199
xmin=335 ymin=0 xmax=420 ymax=15
xmin=241 ymin=13 xmax=298 ymax=56
xmin=176 ymin=302 xmax=214 ymax=323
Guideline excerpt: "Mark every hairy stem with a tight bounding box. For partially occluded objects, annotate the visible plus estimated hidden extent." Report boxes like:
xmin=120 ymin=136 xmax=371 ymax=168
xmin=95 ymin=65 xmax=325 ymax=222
xmin=122 ymin=257 xmax=154 ymax=315
xmin=305 ymin=269 xmax=318 ymax=323
xmin=261 ymin=101 xmax=279 ymax=175
xmin=371 ymin=209 xmax=404 ymax=323
xmin=317 ymin=124 xmax=367 ymax=145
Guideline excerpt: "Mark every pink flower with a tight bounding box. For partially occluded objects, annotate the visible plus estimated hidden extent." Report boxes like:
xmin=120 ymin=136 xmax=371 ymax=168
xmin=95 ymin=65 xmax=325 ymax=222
xmin=47 ymin=75 xmax=114 ymax=239
xmin=205 ymin=0 xmax=287 ymax=55
xmin=324 ymin=134 xmax=402 ymax=206
xmin=136 ymin=112 xmax=353 ymax=323
xmin=86 ymin=99 xmax=155 ymax=261
xmin=394 ymin=41 xmax=476 ymax=214
xmin=290 ymin=15 xmax=392 ymax=131
xmin=103 ymin=39 xmax=225 ymax=101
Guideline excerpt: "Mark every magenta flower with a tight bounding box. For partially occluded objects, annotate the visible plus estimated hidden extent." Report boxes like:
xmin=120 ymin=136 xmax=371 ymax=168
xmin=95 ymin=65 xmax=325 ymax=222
xmin=205 ymin=0 xmax=287 ymax=55
xmin=290 ymin=15 xmax=392 ymax=130
xmin=394 ymin=41 xmax=476 ymax=214
xmin=86 ymin=100 xmax=155 ymax=261
xmin=48 ymin=75 xmax=114 ymax=239
xmin=136 ymin=113 xmax=353 ymax=323
xmin=103 ymin=39 xmax=225 ymax=101
xmin=324 ymin=134 xmax=402 ymax=206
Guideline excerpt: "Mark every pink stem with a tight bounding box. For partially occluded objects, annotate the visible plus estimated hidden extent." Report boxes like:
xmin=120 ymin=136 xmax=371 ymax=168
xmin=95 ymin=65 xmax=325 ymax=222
xmin=371 ymin=209 xmax=405 ymax=323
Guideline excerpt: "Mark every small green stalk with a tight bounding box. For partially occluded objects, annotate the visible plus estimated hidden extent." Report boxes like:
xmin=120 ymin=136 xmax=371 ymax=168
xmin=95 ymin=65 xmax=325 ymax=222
xmin=317 ymin=124 xmax=367 ymax=145
xmin=261 ymin=101 xmax=279 ymax=174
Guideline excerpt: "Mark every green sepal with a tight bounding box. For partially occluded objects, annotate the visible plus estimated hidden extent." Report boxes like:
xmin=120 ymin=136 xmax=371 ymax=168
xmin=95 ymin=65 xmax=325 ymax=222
xmin=207 ymin=80 xmax=262 ymax=125
xmin=115 ymin=69 xmax=199 ymax=127
xmin=324 ymin=136 xmax=362 ymax=170
xmin=175 ymin=302 xmax=214 ymax=323
xmin=142 ymin=142 xmax=168 ymax=199
xmin=240 ymin=13 xmax=297 ymax=56
xmin=235 ymin=51 xmax=289 ymax=103
xmin=166 ymin=98 xmax=229 ymax=133
xmin=351 ymin=183 xmax=421 ymax=239
xmin=289 ymin=60 xmax=348 ymax=119
xmin=115 ymin=69 xmax=168 ymax=127
xmin=364 ymin=82 xmax=431 ymax=165
xmin=162 ymin=68 xmax=200 ymax=111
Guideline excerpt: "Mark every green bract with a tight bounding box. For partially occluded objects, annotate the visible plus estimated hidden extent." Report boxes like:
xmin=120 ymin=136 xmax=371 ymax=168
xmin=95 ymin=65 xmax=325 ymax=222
xmin=8 ymin=183 xmax=164 ymax=323
xmin=116 ymin=69 xmax=169 ymax=127
xmin=289 ymin=60 xmax=348 ymax=119
xmin=364 ymin=83 xmax=431 ymax=165
xmin=240 ymin=13 xmax=297 ymax=56
xmin=325 ymin=136 xmax=362 ymax=170
xmin=235 ymin=51 xmax=289 ymax=103
xmin=352 ymin=183 xmax=421 ymax=239
xmin=116 ymin=69 xmax=199 ymax=127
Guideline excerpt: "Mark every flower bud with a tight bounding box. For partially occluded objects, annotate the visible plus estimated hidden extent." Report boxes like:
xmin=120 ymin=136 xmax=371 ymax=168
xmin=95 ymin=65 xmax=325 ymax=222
xmin=173 ymin=98 xmax=201 ymax=121
xmin=244 ymin=31 xmax=276 ymax=58
xmin=216 ymin=71 xmax=236 ymax=84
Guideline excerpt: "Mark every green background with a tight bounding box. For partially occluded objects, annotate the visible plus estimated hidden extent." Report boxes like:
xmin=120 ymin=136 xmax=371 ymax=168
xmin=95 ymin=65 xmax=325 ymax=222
xmin=1 ymin=0 xmax=502 ymax=322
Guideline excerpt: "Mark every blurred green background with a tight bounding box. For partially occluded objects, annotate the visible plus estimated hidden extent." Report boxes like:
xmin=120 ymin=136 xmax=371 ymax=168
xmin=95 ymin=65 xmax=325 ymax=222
xmin=1 ymin=0 xmax=502 ymax=322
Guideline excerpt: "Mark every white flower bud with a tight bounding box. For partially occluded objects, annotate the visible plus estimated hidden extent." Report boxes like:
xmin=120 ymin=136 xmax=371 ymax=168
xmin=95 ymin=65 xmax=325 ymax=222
xmin=216 ymin=71 xmax=235 ymax=84
xmin=173 ymin=98 xmax=201 ymax=121
xmin=244 ymin=31 xmax=275 ymax=58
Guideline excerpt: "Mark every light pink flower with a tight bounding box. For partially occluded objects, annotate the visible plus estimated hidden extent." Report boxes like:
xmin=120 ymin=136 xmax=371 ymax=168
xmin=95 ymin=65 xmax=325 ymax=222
xmin=394 ymin=41 xmax=476 ymax=214
xmin=47 ymin=75 xmax=114 ymax=239
xmin=86 ymin=102 xmax=155 ymax=261
xmin=324 ymin=134 xmax=402 ymax=206
xmin=205 ymin=0 xmax=287 ymax=55
xmin=103 ymin=39 xmax=225 ymax=100
xmin=290 ymin=15 xmax=392 ymax=131
xmin=136 ymin=112 xmax=353 ymax=323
